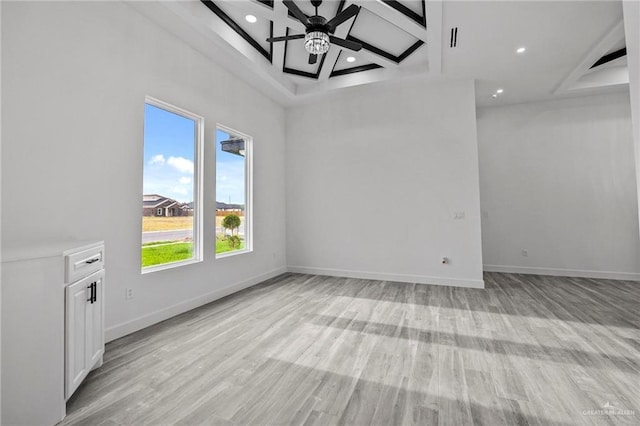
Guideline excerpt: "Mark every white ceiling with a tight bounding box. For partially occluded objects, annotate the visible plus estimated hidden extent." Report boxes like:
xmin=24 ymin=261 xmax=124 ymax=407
xmin=129 ymin=0 xmax=628 ymax=107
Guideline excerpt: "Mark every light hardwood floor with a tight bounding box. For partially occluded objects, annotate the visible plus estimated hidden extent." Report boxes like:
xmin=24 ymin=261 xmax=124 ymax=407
xmin=62 ymin=273 xmax=640 ymax=425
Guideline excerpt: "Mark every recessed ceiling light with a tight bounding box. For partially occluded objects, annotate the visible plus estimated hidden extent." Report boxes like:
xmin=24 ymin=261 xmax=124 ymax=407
xmin=346 ymin=56 xmax=356 ymax=63
xmin=491 ymin=94 xmax=498 ymax=99
xmin=496 ymin=88 xmax=504 ymax=94
xmin=516 ymin=47 xmax=526 ymax=54
xmin=245 ymin=15 xmax=257 ymax=23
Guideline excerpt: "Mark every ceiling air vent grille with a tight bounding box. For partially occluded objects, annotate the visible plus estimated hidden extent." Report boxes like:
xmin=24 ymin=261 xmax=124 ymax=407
xmin=450 ymin=27 xmax=458 ymax=48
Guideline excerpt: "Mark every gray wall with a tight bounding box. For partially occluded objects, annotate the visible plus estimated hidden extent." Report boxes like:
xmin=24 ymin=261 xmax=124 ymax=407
xmin=1 ymin=1 xmax=287 ymax=340
xmin=285 ymin=78 xmax=484 ymax=288
xmin=623 ymin=1 xmax=640 ymax=237
xmin=477 ymin=92 xmax=640 ymax=279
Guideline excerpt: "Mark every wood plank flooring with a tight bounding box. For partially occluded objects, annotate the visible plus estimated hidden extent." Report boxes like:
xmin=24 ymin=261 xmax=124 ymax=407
xmin=62 ymin=272 xmax=640 ymax=425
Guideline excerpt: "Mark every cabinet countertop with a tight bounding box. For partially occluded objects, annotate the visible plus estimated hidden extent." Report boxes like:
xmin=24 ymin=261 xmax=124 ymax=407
xmin=2 ymin=240 xmax=104 ymax=263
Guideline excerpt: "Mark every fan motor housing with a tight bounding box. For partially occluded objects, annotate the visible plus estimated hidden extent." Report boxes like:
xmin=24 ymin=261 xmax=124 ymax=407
xmin=306 ymin=15 xmax=328 ymax=33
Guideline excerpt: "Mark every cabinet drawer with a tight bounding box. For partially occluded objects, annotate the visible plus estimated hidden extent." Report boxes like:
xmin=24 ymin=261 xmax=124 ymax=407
xmin=65 ymin=245 xmax=104 ymax=283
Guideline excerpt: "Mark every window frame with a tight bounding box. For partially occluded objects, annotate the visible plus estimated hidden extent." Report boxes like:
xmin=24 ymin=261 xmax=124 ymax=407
xmin=142 ymin=96 xmax=204 ymax=274
xmin=215 ymin=124 xmax=253 ymax=258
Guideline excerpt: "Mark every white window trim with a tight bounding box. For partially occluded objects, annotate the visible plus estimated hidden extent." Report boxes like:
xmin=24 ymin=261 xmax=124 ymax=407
xmin=142 ymin=96 xmax=204 ymax=274
xmin=156 ymin=208 xmax=163 ymax=216
xmin=216 ymin=124 xmax=253 ymax=259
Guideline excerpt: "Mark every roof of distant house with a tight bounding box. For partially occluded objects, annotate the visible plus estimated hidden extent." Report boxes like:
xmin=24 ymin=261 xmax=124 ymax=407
xmin=143 ymin=194 xmax=192 ymax=208
xmin=216 ymin=201 xmax=244 ymax=210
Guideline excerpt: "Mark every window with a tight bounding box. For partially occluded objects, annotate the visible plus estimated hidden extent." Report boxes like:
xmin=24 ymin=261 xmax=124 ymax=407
xmin=216 ymin=126 xmax=252 ymax=257
xmin=141 ymin=97 xmax=203 ymax=271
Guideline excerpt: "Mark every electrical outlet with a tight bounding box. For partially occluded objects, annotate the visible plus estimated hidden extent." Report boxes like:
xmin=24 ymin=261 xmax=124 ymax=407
xmin=125 ymin=288 xmax=134 ymax=300
xmin=521 ymin=249 xmax=528 ymax=257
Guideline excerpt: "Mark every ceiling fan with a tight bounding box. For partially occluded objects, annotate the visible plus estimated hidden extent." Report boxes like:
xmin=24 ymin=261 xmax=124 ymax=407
xmin=266 ymin=0 xmax=362 ymax=65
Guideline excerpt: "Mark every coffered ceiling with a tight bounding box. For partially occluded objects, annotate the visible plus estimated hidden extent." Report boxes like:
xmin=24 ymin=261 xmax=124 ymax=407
xmin=200 ymin=0 xmax=430 ymax=82
xmin=130 ymin=1 xmax=628 ymax=106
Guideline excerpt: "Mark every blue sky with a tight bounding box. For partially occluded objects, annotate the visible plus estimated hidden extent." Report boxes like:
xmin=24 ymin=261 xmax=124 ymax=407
xmin=143 ymin=104 xmax=245 ymax=204
xmin=216 ymin=129 xmax=246 ymax=205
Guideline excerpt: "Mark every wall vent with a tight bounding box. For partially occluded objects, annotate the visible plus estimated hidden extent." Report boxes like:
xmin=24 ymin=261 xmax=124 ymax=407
xmin=450 ymin=27 xmax=458 ymax=48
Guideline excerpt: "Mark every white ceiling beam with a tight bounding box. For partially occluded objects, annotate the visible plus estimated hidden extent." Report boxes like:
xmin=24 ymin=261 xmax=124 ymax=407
xmin=219 ymin=0 xmax=277 ymax=24
xmin=425 ymin=0 xmax=442 ymax=74
xmin=296 ymin=62 xmax=430 ymax=97
xmin=271 ymin=0 xmax=291 ymax=74
xmin=553 ymin=20 xmax=626 ymax=94
xmin=358 ymin=0 xmax=428 ymax=42
xmin=350 ymin=45 xmax=400 ymax=69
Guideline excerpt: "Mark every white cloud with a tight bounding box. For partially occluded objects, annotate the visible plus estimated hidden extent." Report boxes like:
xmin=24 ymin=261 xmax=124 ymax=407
xmin=167 ymin=156 xmax=194 ymax=174
xmin=215 ymin=161 xmax=245 ymax=204
xmin=179 ymin=176 xmax=191 ymax=184
xmin=170 ymin=186 xmax=189 ymax=196
xmin=149 ymin=154 xmax=165 ymax=166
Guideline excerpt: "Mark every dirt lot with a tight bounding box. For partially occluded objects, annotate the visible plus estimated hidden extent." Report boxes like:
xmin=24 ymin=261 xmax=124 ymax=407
xmin=142 ymin=216 xmax=243 ymax=232
xmin=142 ymin=216 xmax=193 ymax=232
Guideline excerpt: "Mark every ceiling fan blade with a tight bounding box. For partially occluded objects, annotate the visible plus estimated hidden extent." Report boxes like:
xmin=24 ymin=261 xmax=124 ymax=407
xmin=266 ymin=34 xmax=305 ymax=43
xmin=326 ymin=4 xmax=360 ymax=31
xmin=329 ymin=36 xmax=362 ymax=51
xmin=283 ymin=0 xmax=309 ymax=26
xmin=309 ymin=54 xmax=318 ymax=65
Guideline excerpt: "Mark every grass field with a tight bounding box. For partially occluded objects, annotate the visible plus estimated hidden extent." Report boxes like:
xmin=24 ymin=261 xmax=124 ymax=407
xmin=141 ymin=216 xmax=246 ymax=266
xmin=141 ymin=238 xmax=245 ymax=267
xmin=141 ymin=242 xmax=193 ymax=267
xmin=215 ymin=238 xmax=245 ymax=254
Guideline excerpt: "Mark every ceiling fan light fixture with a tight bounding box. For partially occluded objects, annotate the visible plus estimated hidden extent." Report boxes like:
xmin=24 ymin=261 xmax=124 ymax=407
xmin=305 ymin=31 xmax=330 ymax=55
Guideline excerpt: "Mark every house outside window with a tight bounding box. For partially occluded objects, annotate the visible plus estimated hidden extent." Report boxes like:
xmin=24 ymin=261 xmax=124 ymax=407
xmin=216 ymin=126 xmax=252 ymax=257
xmin=141 ymin=97 xmax=203 ymax=271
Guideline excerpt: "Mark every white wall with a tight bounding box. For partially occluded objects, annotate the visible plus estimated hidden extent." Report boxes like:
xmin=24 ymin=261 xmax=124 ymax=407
xmin=623 ymin=1 xmax=640 ymax=236
xmin=1 ymin=1 xmax=287 ymax=341
xmin=478 ymin=92 xmax=640 ymax=279
xmin=0 ymin=0 xmax=3 ymax=419
xmin=285 ymin=79 xmax=484 ymax=288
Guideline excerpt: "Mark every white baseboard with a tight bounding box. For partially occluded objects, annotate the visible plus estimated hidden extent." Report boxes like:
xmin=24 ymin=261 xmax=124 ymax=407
xmin=105 ymin=266 xmax=287 ymax=342
xmin=483 ymin=264 xmax=640 ymax=281
xmin=287 ymin=265 xmax=484 ymax=289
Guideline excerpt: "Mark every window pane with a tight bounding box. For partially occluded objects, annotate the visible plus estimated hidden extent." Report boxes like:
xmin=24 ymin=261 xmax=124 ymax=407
xmin=216 ymin=127 xmax=251 ymax=256
xmin=142 ymin=102 xmax=199 ymax=269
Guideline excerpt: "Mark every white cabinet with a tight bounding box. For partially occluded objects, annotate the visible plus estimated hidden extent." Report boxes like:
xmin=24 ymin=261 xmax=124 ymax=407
xmin=1 ymin=255 xmax=66 ymax=426
xmin=1 ymin=240 xmax=104 ymax=426
xmin=65 ymin=270 xmax=105 ymax=399
xmin=65 ymin=244 xmax=105 ymax=283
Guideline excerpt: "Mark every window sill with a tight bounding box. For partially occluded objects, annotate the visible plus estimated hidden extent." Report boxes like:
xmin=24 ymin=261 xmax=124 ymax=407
xmin=216 ymin=248 xmax=252 ymax=260
xmin=141 ymin=258 xmax=202 ymax=274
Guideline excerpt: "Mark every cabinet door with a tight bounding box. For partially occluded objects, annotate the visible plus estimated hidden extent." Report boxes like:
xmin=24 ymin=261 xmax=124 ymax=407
xmin=86 ymin=273 xmax=105 ymax=368
xmin=65 ymin=277 xmax=90 ymax=399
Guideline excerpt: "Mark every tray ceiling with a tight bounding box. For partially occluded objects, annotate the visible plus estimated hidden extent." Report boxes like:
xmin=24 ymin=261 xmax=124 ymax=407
xmin=186 ymin=0 xmax=437 ymax=95
xmin=129 ymin=1 xmax=627 ymax=106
